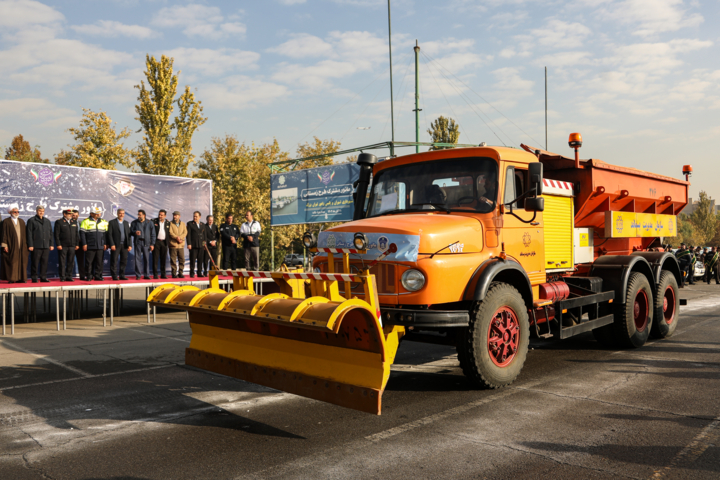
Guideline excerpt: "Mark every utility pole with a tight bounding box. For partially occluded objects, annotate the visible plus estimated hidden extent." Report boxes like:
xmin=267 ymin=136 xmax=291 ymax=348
xmin=414 ymin=40 xmax=421 ymax=153
xmin=545 ymin=66 xmax=548 ymax=151
xmin=387 ymin=0 xmax=395 ymax=146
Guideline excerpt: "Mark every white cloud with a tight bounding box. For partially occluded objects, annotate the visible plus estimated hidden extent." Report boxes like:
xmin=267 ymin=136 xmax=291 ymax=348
xmin=600 ymin=0 xmax=703 ymax=37
xmin=71 ymin=20 xmax=158 ymax=39
xmin=277 ymin=0 xmax=307 ymax=4
xmin=0 ymin=98 xmax=74 ymax=121
xmin=200 ymin=76 xmax=289 ymax=109
xmin=267 ymin=34 xmax=333 ymax=58
xmin=0 ymin=0 xmax=64 ymax=28
xmin=152 ymin=4 xmax=246 ymax=39
xmin=529 ymin=19 xmax=591 ymax=49
xmin=164 ymin=48 xmax=260 ymax=76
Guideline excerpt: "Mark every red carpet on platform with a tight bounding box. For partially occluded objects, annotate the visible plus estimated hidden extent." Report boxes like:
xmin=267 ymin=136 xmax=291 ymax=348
xmin=0 ymin=275 xmax=221 ymax=289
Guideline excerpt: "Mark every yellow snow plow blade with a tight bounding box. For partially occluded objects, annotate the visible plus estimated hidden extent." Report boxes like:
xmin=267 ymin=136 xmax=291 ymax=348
xmin=147 ymin=265 xmax=404 ymax=415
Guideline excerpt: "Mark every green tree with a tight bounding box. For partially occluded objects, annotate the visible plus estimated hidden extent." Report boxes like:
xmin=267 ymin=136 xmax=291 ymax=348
xmin=689 ymin=191 xmax=718 ymax=246
xmin=54 ymin=108 xmax=132 ymax=170
xmin=195 ymin=136 xmax=346 ymax=270
xmin=133 ymin=54 xmax=207 ymax=176
xmin=673 ymin=213 xmax=696 ymax=247
xmin=4 ymin=134 xmax=48 ymax=163
xmin=427 ymin=116 xmax=460 ymax=150
xmin=195 ymin=136 xmax=288 ymax=270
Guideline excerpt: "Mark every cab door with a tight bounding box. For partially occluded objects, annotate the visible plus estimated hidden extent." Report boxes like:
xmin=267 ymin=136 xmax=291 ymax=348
xmin=500 ymin=163 xmax=546 ymax=290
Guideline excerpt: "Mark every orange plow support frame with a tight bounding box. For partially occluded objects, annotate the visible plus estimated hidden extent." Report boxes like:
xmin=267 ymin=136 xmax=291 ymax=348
xmin=147 ymin=266 xmax=404 ymax=415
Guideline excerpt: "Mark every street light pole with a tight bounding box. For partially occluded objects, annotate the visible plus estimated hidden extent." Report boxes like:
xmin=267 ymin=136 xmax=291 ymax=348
xmin=414 ymin=40 xmax=421 ymax=153
xmin=387 ymin=0 xmax=395 ymax=146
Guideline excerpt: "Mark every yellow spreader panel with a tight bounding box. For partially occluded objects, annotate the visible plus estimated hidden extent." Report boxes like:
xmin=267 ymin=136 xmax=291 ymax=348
xmin=147 ymin=265 xmax=404 ymax=415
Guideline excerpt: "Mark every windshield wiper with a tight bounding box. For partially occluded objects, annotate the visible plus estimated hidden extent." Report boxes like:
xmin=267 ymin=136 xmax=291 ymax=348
xmin=410 ymin=202 xmax=451 ymax=213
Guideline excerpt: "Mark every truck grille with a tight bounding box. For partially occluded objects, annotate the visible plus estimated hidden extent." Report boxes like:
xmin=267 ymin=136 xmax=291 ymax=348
xmin=324 ymin=260 xmax=397 ymax=295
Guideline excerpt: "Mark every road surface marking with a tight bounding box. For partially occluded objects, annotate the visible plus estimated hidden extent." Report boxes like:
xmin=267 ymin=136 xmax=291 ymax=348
xmin=1 ymin=339 xmax=92 ymax=377
xmin=0 ymin=364 xmax=175 ymax=392
xmin=651 ymin=414 xmax=720 ymax=478
xmin=130 ymin=327 xmax=191 ymax=343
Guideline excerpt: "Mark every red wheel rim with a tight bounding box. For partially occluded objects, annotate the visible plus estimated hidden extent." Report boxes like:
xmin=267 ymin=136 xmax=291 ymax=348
xmin=487 ymin=306 xmax=520 ymax=367
xmin=633 ymin=289 xmax=649 ymax=332
xmin=663 ymin=285 xmax=676 ymax=325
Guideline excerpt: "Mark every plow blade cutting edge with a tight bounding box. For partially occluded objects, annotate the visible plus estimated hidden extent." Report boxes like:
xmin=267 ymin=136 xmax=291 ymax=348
xmin=147 ymin=269 xmax=404 ymax=415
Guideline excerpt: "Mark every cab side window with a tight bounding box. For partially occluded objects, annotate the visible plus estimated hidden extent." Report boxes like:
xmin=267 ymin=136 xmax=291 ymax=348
xmin=504 ymin=166 xmax=516 ymax=206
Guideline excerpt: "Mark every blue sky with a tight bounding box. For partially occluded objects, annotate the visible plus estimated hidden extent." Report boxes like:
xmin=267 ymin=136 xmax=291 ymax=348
xmin=0 ymin=0 xmax=718 ymax=199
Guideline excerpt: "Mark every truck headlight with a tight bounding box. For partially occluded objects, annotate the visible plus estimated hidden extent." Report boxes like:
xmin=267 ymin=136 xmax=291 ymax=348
xmin=303 ymin=232 xmax=316 ymax=249
xmin=401 ymin=269 xmax=426 ymax=292
xmin=353 ymin=232 xmax=368 ymax=250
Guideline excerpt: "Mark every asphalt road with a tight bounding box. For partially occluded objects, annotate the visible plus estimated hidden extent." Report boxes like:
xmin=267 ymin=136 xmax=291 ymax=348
xmin=1 ymin=284 xmax=719 ymax=479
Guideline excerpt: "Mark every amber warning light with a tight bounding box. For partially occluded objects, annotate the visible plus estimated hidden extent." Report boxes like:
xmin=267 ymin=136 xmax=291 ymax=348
xmin=568 ymin=132 xmax=583 ymax=169
xmin=683 ymin=165 xmax=692 ymax=181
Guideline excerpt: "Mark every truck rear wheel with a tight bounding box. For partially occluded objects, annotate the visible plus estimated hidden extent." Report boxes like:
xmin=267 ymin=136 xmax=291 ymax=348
xmin=650 ymin=271 xmax=679 ymax=339
xmin=614 ymin=272 xmax=654 ymax=348
xmin=457 ymin=283 xmax=529 ymax=388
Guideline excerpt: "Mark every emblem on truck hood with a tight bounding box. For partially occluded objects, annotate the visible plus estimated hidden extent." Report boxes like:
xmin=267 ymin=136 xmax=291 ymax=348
xmin=522 ymin=232 xmax=532 ymax=247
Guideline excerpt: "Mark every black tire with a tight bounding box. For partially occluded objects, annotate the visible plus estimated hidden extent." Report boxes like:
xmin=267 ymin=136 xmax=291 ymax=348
xmin=650 ymin=271 xmax=680 ymax=339
xmin=614 ymin=272 xmax=654 ymax=348
xmin=457 ymin=282 xmax=530 ymax=388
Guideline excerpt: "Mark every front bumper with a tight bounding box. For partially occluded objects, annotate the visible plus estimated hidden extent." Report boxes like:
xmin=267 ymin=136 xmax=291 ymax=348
xmin=380 ymin=307 xmax=469 ymax=328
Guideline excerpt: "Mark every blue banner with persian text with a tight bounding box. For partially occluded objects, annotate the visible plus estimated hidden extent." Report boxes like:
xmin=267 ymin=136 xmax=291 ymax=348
xmin=270 ymin=163 xmax=360 ymax=226
xmin=0 ymin=159 xmax=212 ymax=278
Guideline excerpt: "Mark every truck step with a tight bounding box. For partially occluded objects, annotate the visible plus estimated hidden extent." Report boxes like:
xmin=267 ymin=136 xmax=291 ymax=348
xmin=539 ymin=333 xmax=554 ymax=339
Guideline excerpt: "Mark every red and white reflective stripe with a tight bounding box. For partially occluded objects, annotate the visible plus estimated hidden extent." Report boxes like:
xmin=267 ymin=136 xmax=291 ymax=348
xmin=542 ymin=178 xmax=574 ymax=197
xmin=316 ymin=247 xmax=361 ymax=254
xmin=213 ymin=270 xmax=359 ymax=282
xmin=543 ymin=178 xmax=573 ymax=190
xmin=284 ymin=272 xmax=356 ymax=282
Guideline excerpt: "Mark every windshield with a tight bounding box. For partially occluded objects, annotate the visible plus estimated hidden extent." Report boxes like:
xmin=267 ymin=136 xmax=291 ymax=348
xmin=367 ymin=157 xmax=498 ymax=217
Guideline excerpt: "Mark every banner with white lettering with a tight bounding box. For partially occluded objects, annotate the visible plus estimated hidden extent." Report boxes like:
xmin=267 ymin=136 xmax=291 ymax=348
xmin=0 ymin=159 xmax=212 ymax=278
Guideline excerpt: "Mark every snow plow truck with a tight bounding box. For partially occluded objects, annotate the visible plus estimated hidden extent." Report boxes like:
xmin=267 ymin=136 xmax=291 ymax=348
xmin=148 ymin=133 xmax=689 ymax=415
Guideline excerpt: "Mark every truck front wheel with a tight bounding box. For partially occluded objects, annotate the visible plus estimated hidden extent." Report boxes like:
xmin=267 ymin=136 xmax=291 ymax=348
xmin=457 ymin=282 xmax=529 ymax=388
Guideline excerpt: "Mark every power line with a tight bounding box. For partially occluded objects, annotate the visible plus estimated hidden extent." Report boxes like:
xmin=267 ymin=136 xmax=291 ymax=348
xmin=423 ymin=53 xmax=508 ymax=146
xmin=423 ymin=51 xmax=544 ymax=147
xmin=420 ymin=55 xmax=468 ymax=144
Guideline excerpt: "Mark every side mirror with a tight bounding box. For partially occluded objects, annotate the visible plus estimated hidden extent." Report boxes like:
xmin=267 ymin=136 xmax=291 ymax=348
xmin=529 ymin=162 xmax=543 ymax=196
xmin=525 ymin=197 xmax=544 ymax=212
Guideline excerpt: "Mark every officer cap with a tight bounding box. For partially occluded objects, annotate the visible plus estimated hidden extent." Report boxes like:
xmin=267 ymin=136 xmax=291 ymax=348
xmin=91 ymin=207 xmax=102 ymax=214
xmin=63 ymin=209 xmax=73 ymax=215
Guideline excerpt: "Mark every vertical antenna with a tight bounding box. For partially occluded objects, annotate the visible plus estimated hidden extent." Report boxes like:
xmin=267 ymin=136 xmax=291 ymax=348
xmin=387 ymin=0 xmax=395 ymax=146
xmin=545 ymin=66 xmax=548 ymax=151
xmin=414 ymin=40 xmax=421 ymax=153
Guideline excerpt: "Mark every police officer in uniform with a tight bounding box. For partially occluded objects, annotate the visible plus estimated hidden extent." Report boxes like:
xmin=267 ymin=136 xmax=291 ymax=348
xmin=705 ymin=247 xmax=720 ymax=285
xmin=675 ymin=243 xmax=692 ymax=288
xmin=688 ymin=246 xmax=697 ymax=285
xmin=54 ymin=209 xmax=79 ymax=281
xmin=80 ymin=207 xmax=109 ymax=281
xmin=219 ymin=213 xmax=240 ymax=269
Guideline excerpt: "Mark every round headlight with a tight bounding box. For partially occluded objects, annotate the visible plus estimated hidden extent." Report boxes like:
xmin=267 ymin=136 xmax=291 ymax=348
xmin=401 ymin=269 xmax=426 ymax=292
xmin=303 ymin=232 xmax=316 ymax=248
xmin=353 ymin=232 xmax=368 ymax=250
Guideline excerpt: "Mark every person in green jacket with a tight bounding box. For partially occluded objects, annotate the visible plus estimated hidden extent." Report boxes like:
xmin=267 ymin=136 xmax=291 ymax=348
xmin=704 ymin=246 xmax=720 ymax=285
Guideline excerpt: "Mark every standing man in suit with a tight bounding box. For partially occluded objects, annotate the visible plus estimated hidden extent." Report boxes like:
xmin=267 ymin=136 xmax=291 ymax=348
xmin=169 ymin=211 xmax=187 ymax=278
xmin=80 ymin=207 xmax=109 ymax=281
xmin=71 ymin=209 xmax=85 ymax=280
xmin=187 ymin=211 xmax=205 ymax=278
xmin=108 ymin=209 xmax=132 ymax=281
xmin=26 ymin=205 xmax=54 ymax=283
xmin=241 ymin=210 xmax=262 ymax=271
xmin=130 ymin=210 xmax=155 ymax=280
xmin=153 ymin=209 xmax=171 ymax=279
xmin=54 ymin=209 xmax=79 ymax=281
xmin=203 ymin=215 xmax=219 ymax=274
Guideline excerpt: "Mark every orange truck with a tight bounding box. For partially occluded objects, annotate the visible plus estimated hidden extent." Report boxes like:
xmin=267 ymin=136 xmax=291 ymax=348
xmin=148 ymin=133 xmax=689 ymax=414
